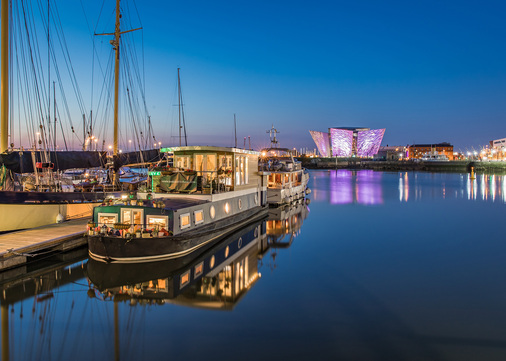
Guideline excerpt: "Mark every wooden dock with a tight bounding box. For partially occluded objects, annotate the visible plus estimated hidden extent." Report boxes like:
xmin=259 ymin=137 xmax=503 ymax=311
xmin=0 ymin=218 xmax=89 ymax=272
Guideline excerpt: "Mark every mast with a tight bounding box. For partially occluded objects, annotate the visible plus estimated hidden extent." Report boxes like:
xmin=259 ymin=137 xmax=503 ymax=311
xmin=234 ymin=114 xmax=237 ymax=148
xmin=95 ymin=0 xmax=141 ymax=156
xmin=1 ymin=0 xmax=9 ymax=153
xmin=178 ymin=68 xmax=181 ymax=146
xmin=113 ymin=0 xmax=120 ymax=156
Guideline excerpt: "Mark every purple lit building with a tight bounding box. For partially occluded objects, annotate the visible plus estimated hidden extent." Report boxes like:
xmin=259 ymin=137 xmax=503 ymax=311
xmin=309 ymin=127 xmax=385 ymax=157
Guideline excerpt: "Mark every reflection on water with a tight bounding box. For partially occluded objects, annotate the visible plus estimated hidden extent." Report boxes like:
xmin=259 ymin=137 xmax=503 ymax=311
xmin=0 ymin=202 xmax=310 ymax=360
xmin=313 ymin=170 xmax=383 ymax=205
xmin=87 ymin=202 xmax=310 ymax=310
xmin=4 ymin=169 xmax=506 ymax=360
xmin=312 ymin=170 xmax=506 ymax=204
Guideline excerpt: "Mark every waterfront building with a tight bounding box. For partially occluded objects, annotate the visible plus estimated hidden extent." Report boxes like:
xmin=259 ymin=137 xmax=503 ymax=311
xmin=490 ymin=137 xmax=506 ymax=149
xmin=309 ymin=127 xmax=385 ymax=157
xmin=374 ymin=146 xmax=408 ymax=161
xmin=407 ymin=143 xmax=454 ymax=160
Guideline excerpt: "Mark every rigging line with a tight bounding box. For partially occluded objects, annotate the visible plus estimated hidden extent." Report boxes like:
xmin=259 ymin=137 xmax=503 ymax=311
xmin=50 ymin=3 xmax=88 ymax=118
xmin=56 ymin=104 xmax=68 ymax=151
xmin=21 ymin=2 xmax=43 ymax=148
xmin=22 ymin=0 xmax=50 ymax=154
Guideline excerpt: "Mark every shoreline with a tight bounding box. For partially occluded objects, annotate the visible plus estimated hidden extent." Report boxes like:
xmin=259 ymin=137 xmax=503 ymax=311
xmin=298 ymin=158 xmax=506 ymax=174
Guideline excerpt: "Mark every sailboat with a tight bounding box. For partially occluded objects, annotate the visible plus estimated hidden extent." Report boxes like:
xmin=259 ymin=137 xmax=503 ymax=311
xmin=0 ymin=0 xmax=160 ymax=232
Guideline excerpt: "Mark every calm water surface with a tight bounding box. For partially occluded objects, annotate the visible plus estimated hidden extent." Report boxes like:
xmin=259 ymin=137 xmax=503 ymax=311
xmin=2 ymin=170 xmax=506 ymax=361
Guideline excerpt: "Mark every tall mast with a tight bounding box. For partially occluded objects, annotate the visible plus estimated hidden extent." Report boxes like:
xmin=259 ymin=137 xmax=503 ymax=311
xmin=95 ymin=0 xmax=141 ymax=155
xmin=113 ymin=0 xmax=120 ymax=156
xmin=234 ymin=114 xmax=237 ymax=148
xmin=178 ymin=68 xmax=181 ymax=147
xmin=1 ymin=0 xmax=9 ymax=153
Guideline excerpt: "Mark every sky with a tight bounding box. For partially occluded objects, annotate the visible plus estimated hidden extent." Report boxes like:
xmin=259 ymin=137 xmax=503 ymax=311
xmin=9 ymin=0 xmax=506 ymax=153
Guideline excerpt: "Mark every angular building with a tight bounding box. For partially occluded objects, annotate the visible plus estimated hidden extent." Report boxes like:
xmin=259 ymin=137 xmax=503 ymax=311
xmin=310 ymin=127 xmax=385 ymax=157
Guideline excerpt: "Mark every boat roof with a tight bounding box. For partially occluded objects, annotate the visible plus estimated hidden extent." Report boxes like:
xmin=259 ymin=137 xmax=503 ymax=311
xmin=157 ymin=197 xmax=209 ymax=211
xmin=162 ymin=146 xmax=259 ymax=156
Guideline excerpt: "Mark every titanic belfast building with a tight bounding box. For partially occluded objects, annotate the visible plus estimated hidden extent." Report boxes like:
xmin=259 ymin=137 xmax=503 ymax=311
xmin=310 ymin=127 xmax=385 ymax=157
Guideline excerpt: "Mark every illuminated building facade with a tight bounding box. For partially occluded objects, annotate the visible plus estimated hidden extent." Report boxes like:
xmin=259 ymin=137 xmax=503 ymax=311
xmin=407 ymin=143 xmax=454 ymax=160
xmin=309 ymin=127 xmax=385 ymax=157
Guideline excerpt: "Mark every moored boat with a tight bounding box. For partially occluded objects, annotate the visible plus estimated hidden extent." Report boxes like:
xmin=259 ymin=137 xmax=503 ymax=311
xmin=87 ymin=146 xmax=269 ymax=262
xmin=259 ymin=147 xmax=310 ymax=206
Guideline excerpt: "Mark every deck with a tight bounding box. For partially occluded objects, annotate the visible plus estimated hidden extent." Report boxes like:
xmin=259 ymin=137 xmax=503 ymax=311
xmin=0 ymin=218 xmax=89 ymax=272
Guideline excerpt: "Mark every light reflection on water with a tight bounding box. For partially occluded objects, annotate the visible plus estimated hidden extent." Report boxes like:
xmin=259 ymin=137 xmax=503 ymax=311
xmin=3 ymin=170 xmax=506 ymax=361
xmin=312 ymin=169 xmax=506 ymax=204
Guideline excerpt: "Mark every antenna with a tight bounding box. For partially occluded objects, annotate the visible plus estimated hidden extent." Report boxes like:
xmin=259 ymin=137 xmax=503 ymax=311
xmin=234 ymin=114 xmax=237 ymax=148
xmin=266 ymin=124 xmax=279 ymax=148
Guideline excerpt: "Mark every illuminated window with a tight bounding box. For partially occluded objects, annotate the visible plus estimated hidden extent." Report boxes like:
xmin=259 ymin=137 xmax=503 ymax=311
xmin=224 ymin=202 xmax=230 ymax=214
xmin=180 ymin=270 xmax=190 ymax=288
xmin=97 ymin=213 xmax=117 ymax=225
xmin=175 ymin=156 xmax=191 ymax=169
xmin=121 ymin=209 xmax=143 ymax=226
xmin=194 ymin=210 xmax=204 ymax=225
xmin=180 ymin=213 xmax=191 ymax=229
xmin=235 ymin=155 xmax=249 ymax=185
xmin=209 ymin=205 xmax=216 ymax=219
xmin=194 ymin=262 xmax=204 ymax=278
xmin=225 ymin=246 xmax=230 ymax=258
xmin=147 ymin=215 xmax=168 ymax=229
xmin=210 ymin=255 xmax=215 ymax=269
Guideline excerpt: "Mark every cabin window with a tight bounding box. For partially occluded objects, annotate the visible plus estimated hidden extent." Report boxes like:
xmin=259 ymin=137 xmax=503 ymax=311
xmin=195 ymin=154 xmax=217 ymax=180
xmin=209 ymin=205 xmax=216 ymax=219
xmin=180 ymin=270 xmax=191 ymax=288
xmin=225 ymin=246 xmax=230 ymax=258
xmin=194 ymin=262 xmax=204 ymax=278
xmin=194 ymin=210 xmax=204 ymax=225
xmin=175 ymin=156 xmax=191 ymax=169
xmin=121 ymin=209 xmax=144 ymax=227
xmin=210 ymin=255 xmax=215 ymax=269
xmin=147 ymin=215 xmax=168 ymax=229
xmin=235 ymin=155 xmax=248 ymax=185
xmin=224 ymin=202 xmax=230 ymax=214
xmin=238 ymin=198 xmax=242 ymax=209
xmin=97 ymin=213 xmax=117 ymax=226
xmin=180 ymin=213 xmax=191 ymax=229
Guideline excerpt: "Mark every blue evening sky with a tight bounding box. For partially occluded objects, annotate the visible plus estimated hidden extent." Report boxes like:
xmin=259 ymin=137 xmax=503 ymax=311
xmin=49 ymin=0 xmax=506 ymax=152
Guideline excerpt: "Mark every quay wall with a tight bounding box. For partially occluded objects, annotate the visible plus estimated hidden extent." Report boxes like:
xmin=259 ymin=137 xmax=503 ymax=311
xmin=299 ymin=158 xmax=506 ymax=174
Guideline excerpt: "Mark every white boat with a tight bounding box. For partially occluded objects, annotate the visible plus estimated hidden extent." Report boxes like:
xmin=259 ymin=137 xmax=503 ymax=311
xmin=87 ymin=146 xmax=269 ymax=262
xmin=421 ymin=150 xmax=449 ymax=162
xmin=258 ymin=147 xmax=310 ymax=206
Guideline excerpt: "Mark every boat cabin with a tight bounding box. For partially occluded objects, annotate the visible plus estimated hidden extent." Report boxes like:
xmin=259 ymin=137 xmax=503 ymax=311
xmin=259 ymin=148 xmax=304 ymax=190
xmin=149 ymin=146 xmax=261 ymax=194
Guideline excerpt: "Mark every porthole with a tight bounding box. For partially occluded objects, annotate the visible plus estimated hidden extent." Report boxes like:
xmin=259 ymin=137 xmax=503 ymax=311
xmin=238 ymin=237 xmax=243 ymax=249
xmin=224 ymin=202 xmax=230 ymax=214
xmin=209 ymin=205 xmax=216 ymax=219
xmin=210 ymin=255 xmax=215 ymax=269
xmin=238 ymin=198 xmax=242 ymax=209
xmin=225 ymin=246 xmax=230 ymax=258
xmin=254 ymin=227 xmax=258 ymax=238
xmin=254 ymin=193 xmax=258 ymax=205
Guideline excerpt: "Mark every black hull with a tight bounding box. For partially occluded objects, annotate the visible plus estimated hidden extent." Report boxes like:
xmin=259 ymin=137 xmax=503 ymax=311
xmin=88 ymin=206 xmax=268 ymax=263
xmin=0 ymin=190 xmax=123 ymax=204
xmin=86 ymin=220 xmax=264 ymax=290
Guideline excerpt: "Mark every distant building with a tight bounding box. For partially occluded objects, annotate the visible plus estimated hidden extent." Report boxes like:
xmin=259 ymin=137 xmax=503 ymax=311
xmin=407 ymin=142 xmax=454 ymax=160
xmin=309 ymin=127 xmax=385 ymax=157
xmin=490 ymin=137 xmax=506 ymax=149
xmin=374 ymin=146 xmax=408 ymax=161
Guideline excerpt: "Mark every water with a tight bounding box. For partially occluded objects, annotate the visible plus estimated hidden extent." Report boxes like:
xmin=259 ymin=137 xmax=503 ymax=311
xmin=2 ymin=170 xmax=506 ymax=361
